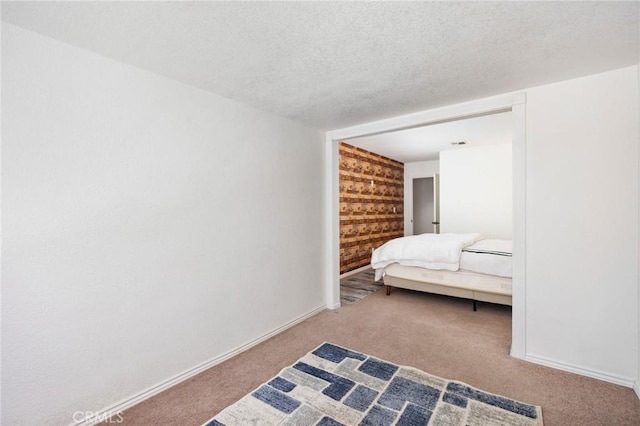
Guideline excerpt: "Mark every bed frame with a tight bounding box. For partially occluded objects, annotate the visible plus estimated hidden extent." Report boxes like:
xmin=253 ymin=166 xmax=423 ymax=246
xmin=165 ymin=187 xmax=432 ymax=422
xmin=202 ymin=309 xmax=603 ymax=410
xmin=382 ymin=264 xmax=512 ymax=311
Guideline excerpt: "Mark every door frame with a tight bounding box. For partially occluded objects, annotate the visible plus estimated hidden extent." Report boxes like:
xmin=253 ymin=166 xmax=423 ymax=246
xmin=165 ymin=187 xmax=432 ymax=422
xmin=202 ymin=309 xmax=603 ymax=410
xmin=324 ymin=92 xmax=527 ymax=359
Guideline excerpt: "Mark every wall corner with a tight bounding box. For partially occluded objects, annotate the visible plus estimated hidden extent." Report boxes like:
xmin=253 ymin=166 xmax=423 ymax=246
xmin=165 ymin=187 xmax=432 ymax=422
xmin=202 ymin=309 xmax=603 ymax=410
xmin=512 ymin=92 xmax=527 ymax=105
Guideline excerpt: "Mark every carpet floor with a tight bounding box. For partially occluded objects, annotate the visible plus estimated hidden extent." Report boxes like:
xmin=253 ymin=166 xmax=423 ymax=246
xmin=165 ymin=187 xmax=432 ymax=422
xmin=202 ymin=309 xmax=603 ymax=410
xmin=117 ymin=288 xmax=640 ymax=426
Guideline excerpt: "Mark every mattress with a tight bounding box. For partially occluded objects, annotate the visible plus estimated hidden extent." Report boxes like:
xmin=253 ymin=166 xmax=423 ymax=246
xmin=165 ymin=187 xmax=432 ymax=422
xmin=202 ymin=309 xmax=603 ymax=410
xmin=383 ymin=263 xmax=512 ymax=296
xmin=460 ymin=239 xmax=512 ymax=278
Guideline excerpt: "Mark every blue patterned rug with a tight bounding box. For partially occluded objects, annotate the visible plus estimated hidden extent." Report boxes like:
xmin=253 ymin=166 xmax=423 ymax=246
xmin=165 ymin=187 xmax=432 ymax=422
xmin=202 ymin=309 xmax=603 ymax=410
xmin=204 ymin=343 xmax=543 ymax=425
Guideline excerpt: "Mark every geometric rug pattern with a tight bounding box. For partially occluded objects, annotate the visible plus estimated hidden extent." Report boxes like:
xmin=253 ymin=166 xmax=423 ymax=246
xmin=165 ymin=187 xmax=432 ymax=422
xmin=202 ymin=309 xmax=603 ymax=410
xmin=204 ymin=342 xmax=543 ymax=425
xmin=340 ymin=270 xmax=382 ymax=305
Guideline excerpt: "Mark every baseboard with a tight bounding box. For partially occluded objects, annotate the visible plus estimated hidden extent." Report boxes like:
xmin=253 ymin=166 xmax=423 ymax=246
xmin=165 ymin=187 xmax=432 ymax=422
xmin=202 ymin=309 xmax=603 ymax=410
xmin=70 ymin=304 xmax=326 ymax=426
xmin=509 ymin=346 xmax=525 ymax=360
xmin=634 ymin=381 xmax=640 ymax=399
xmin=339 ymin=265 xmax=372 ymax=279
xmin=525 ymin=353 xmax=635 ymax=388
xmin=327 ymin=301 xmax=341 ymax=310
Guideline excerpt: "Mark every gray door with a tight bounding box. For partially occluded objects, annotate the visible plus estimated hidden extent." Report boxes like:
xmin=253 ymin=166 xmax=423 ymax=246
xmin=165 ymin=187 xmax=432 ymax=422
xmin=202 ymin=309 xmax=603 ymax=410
xmin=412 ymin=177 xmax=434 ymax=234
xmin=433 ymin=173 xmax=440 ymax=234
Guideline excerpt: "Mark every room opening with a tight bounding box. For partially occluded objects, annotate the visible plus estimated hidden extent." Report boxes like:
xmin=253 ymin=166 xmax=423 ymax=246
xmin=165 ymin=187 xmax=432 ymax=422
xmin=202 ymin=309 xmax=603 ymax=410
xmin=337 ymin=110 xmax=514 ymax=318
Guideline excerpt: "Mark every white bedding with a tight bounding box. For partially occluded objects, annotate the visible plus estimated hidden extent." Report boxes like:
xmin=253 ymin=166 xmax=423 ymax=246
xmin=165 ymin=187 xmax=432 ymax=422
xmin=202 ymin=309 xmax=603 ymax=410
xmin=460 ymin=239 xmax=512 ymax=278
xmin=371 ymin=233 xmax=482 ymax=281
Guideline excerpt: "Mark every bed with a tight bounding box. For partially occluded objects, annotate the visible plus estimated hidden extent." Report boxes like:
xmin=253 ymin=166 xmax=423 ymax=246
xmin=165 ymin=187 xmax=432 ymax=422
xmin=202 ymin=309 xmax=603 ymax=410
xmin=371 ymin=234 xmax=512 ymax=309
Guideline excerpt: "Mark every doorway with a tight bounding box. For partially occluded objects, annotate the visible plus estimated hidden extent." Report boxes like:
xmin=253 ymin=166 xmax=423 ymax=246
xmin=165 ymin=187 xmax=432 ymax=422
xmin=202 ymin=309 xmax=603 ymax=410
xmin=412 ymin=176 xmax=440 ymax=234
xmin=413 ymin=177 xmax=433 ymax=234
xmin=325 ymin=92 xmax=527 ymax=359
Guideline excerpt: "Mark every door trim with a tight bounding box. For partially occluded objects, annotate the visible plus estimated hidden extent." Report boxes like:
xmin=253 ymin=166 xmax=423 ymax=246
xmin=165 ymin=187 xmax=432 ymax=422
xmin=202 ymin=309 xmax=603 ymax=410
xmin=324 ymin=92 xmax=527 ymax=359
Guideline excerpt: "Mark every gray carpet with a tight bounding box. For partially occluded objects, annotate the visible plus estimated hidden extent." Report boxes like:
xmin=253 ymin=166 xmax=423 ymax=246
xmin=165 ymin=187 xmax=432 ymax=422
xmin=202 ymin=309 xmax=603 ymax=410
xmin=340 ymin=269 xmax=382 ymax=305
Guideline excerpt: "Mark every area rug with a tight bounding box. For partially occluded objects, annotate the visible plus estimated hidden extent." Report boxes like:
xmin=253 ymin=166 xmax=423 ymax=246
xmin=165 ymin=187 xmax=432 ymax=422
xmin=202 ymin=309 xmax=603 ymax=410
xmin=204 ymin=342 xmax=543 ymax=426
xmin=340 ymin=270 xmax=382 ymax=305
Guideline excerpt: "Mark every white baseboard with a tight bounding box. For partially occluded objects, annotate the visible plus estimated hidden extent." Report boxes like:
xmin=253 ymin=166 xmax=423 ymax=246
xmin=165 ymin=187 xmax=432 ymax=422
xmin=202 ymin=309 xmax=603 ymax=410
xmin=525 ymin=353 xmax=635 ymax=388
xmin=327 ymin=301 xmax=341 ymax=310
xmin=634 ymin=381 xmax=640 ymax=399
xmin=70 ymin=304 xmax=326 ymax=426
xmin=339 ymin=265 xmax=372 ymax=279
xmin=509 ymin=347 xmax=525 ymax=360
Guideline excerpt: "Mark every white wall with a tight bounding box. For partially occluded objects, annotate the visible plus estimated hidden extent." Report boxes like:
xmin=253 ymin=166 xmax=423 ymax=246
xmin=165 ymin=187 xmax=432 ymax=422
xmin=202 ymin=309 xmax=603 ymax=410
xmin=403 ymin=160 xmax=439 ymax=236
xmin=1 ymin=24 xmax=325 ymax=425
xmin=440 ymin=144 xmax=513 ymax=239
xmin=525 ymin=66 xmax=639 ymax=384
xmin=637 ymin=63 xmax=640 ymax=398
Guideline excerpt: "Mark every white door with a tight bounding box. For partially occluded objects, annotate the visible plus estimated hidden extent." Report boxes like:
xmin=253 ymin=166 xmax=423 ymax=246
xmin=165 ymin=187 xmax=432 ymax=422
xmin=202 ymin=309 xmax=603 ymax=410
xmin=433 ymin=173 xmax=440 ymax=234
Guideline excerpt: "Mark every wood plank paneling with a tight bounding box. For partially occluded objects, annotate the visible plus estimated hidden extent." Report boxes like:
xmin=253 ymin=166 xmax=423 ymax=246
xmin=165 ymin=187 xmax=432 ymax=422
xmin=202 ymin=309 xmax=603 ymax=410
xmin=339 ymin=142 xmax=404 ymax=274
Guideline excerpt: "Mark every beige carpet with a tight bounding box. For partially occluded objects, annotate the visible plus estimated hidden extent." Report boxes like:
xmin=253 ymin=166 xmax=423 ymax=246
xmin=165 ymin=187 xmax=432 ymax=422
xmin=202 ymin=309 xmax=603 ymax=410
xmin=116 ymin=281 xmax=640 ymax=425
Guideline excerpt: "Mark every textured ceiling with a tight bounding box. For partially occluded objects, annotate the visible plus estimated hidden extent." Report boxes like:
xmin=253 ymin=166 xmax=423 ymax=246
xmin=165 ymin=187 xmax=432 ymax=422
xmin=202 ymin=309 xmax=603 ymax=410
xmin=347 ymin=111 xmax=512 ymax=163
xmin=2 ymin=2 xmax=639 ymax=130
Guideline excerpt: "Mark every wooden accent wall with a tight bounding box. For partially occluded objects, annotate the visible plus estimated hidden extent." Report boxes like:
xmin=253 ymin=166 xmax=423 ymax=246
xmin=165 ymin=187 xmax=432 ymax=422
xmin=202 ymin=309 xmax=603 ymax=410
xmin=339 ymin=143 xmax=404 ymax=274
